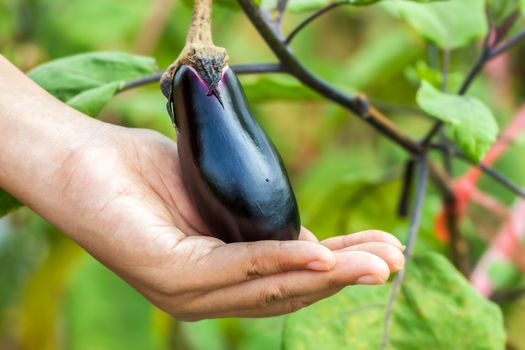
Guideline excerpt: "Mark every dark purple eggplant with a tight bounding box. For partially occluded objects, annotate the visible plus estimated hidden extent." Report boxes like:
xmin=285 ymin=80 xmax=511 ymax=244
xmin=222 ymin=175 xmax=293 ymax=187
xmin=170 ymin=64 xmax=300 ymax=243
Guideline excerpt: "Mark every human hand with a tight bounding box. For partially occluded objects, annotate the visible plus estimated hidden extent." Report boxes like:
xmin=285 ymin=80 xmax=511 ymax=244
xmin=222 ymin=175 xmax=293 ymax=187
xmin=44 ymin=124 xmax=404 ymax=320
xmin=0 ymin=57 xmax=405 ymax=321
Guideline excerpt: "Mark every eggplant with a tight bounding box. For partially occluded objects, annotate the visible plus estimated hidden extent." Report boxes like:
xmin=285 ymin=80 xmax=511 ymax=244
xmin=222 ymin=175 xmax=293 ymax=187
xmin=170 ymin=64 xmax=301 ymax=243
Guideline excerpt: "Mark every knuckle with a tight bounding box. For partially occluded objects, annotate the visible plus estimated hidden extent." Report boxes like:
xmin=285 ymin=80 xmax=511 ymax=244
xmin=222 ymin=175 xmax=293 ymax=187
xmin=257 ymin=283 xmax=290 ymax=308
xmin=326 ymin=278 xmax=342 ymax=290
xmin=275 ymin=241 xmax=290 ymax=271
xmin=286 ymin=298 xmax=311 ymax=314
xmin=244 ymin=241 xmax=291 ymax=280
xmin=245 ymin=242 xmax=265 ymax=279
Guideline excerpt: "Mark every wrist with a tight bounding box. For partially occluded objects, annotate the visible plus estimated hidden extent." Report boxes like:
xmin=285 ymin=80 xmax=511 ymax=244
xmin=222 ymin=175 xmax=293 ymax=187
xmin=0 ymin=56 xmax=97 ymax=213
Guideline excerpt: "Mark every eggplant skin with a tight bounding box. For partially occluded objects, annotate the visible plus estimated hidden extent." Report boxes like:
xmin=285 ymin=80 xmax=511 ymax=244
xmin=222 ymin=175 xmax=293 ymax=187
xmin=172 ymin=64 xmax=301 ymax=243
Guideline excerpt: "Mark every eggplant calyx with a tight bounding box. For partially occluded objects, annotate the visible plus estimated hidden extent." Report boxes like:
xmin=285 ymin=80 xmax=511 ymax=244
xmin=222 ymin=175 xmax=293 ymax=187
xmin=160 ymin=44 xmax=228 ymax=106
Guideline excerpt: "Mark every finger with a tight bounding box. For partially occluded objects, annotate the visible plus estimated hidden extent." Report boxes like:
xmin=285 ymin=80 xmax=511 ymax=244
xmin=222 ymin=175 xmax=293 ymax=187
xmin=231 ymin=287 xmax=342 ymax=318
xmin=335 ymin=242 xmax=405 ymax=272
xmin=168 ymin=237 xmax=336 ymax=293
xmin=184 ymin=288 xmax=343 ymax=321
xmin=321 ymin=230 xmax=404 ymax=251
xmin=174 ymin=251 xmax=389 ymax=315
xmin=298 ymin=227 xmax=320 ymax=243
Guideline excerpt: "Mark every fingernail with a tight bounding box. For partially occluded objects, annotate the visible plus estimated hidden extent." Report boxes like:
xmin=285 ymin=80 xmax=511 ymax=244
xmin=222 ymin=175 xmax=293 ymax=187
xmin=355 ymin=274 xmax=383 ymax=285
xmin=307 ymin=260 xmax=332 ymax=271
xmin=400 ymin=245 xmax=407 ymax=252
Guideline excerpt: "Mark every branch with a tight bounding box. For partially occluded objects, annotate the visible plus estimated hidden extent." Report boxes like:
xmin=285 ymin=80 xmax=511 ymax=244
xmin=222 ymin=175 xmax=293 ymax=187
xmin=284 ymin=2 xmax=344 ymax=45
xmin=237 ymin=0 xmax=424 ymax=155
xmin=119 ymin=63 xmax=285 ymax=92
xmin=397 ymin=159 xmax=415 ymax=218
xmin=120 ymin=72 xmax=163 ymax=92
xmin=477 ymin=163 xmax=525 ymax=198
xmin=458 ymin=44 xmax=491 ymax=95
xmin=489 ymin=28 xmax=525 ymax=59
xmin=430 ymin=144 xmax=525 ymax=199
xmin=381 ymin=158 xmax=428 ymax=350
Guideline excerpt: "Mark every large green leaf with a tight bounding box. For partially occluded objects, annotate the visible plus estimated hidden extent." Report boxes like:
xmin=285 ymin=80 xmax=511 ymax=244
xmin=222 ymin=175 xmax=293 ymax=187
xmin=383 ymin=0 xmax=488 ymax=49
xmin=283 ymin=253 xmax=505 ymax=350
xmin=28 ymin=52 xmax=158 ymax=116
xmin=0 ymin=189 xmax=21 ymax=217
xmin=416 ymin=81 xmax=498 ymax=162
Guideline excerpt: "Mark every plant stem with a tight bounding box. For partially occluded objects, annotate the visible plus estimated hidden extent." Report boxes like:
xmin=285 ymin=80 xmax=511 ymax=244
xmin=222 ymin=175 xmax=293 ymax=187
xmin=489 ymin=28 xmax=525 ymax=59
xmin=381 ymin=158 xmax=428 ymax=350
xmin=477 ymin=163 xmax=525 ymax=198
xmin=458 ymin=50 xmax=490 ymax=95
xmin=186 ymin=0 xmax=213 ymax=46
xmin=120 ymin=63 xmax=285 ymax=92
xmin=430 ymin=144 xmax=525 ymax=198
xmin=120 ymin=72 xmax=163 ymax=92
xmin=285 ymin=2 xmax=343 ymax=45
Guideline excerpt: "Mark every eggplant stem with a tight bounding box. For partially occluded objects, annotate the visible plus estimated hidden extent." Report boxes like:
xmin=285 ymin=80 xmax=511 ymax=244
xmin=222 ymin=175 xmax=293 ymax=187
xmin=186 ymin=0 xmax=214 ymax=46
xmin=160 ymin=0 xmax=229 ymax=101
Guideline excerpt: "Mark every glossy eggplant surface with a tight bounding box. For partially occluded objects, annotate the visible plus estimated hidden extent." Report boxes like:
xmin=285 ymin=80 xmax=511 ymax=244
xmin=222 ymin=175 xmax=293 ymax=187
xmin=171 ymin=65 xmax=301 ymax=243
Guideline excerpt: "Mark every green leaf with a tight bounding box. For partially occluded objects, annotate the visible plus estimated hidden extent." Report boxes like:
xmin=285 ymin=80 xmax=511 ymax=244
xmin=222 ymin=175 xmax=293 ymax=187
xmin=416 ymin=81 xmax=498 ymax=162
xmin=522 ymin=0 xmax=525 ymax=15
xmin=28 ymin=52 xmax=158 ymax=117
xmin=0 ymin=189 xmax=21 ymax=217
xmin=383 ymin=0 xmax=488 ymax=49
xmin=404 ymin=60 xmax=464 ymax=92
xmin=66 ymin=82 xmax=121 ymax=116
xmin=283 ymin=253 xmax=505 ymax=350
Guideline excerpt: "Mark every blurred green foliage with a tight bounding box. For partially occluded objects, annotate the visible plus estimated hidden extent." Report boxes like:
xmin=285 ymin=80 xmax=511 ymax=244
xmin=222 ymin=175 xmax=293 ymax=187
xmin=1 ymin=0 xmax=525 ymax=349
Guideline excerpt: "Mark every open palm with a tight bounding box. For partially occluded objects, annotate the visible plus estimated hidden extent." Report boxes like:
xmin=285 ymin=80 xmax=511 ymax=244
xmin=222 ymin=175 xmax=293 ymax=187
xmin=38 ymin=122 xmax=405 ymax=321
